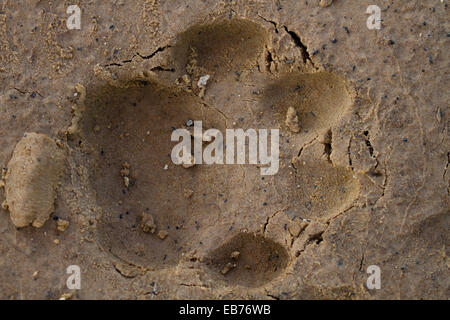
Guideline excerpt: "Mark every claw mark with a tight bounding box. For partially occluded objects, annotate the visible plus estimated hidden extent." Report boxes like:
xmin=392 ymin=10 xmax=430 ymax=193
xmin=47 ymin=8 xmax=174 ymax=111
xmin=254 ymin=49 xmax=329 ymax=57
xmin=256 ymin=15 xmax=315 ymax=68
xmin=323 ymin=129 xmax=332 ymax=163
xmin=283 ymin=26 xmax=314 ymax=67
xmin=264 ymin=44 xmax=275 ymax=73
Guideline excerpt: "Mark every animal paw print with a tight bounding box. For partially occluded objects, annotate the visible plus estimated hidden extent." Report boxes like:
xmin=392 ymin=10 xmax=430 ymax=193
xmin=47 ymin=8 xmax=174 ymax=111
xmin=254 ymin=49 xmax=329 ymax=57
xmin=74 ymin=18 xmax=359 ymax=287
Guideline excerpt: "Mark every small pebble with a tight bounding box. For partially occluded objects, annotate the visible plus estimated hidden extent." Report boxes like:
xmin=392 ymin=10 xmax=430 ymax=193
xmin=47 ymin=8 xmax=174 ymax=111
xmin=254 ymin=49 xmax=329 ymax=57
xmin=319 ymin=0 xmax=333 ymax=7
xmin=231 ymin=251 xmax=240 ymax=260
xmin=197 ymin=75 xmax=210 ymax=88
xmin=158 ymin=230 xmax=168 ymax=240
xmin=59 ymin=293 xmax=72 ymax=300
xmin=56 ymin=219 xmax=70 ymax=232
xmin=221 ymin=262 xmax=236 ymax=275
xmin=141 ymin=212 xmax=156 ymax=234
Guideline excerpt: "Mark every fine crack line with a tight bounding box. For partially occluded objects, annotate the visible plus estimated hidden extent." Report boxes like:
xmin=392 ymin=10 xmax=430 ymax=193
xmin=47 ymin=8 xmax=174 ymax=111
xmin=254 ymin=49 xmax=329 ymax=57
xmin=257 ymin=14 xmax=279 ymax=33
xmin=263 ymin=208 xmax=286 ymax=234
xmin=373 ymin=148 xmax=392 ymax=207
xmin=296 ymin=135 xmax=319 ymax=158
xmin=359 ymin=252 xmax=365 ymax=272
xmin=136 ymin=45 xmax=171 ymax=60
xmin=104 ymin=45 xmax=172 ymax=67
xmin=348 ymin=135 xmax=354 ymax=170
xmin=444 ymin=152 xmax=449 ymax=188
xmin=328 ymin=203 xmax=356 ymax=222
xmin=179 ymin=283 xmax=209 ymax=289
xmin=200 ymin=101 xmax=229 ymax=122
xmin=13 ymin=87 xmax=43 ymax=97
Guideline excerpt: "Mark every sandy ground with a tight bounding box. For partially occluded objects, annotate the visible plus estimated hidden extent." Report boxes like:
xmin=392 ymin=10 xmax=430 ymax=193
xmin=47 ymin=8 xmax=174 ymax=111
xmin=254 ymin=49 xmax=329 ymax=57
xmin=0 ymin=0 xmax=448 ymax=299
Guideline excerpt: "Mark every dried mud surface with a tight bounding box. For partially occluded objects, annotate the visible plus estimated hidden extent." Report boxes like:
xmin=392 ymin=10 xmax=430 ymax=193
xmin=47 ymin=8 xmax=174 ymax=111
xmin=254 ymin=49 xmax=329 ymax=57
xmin=0 ymin=0 xmax=448 ymax=299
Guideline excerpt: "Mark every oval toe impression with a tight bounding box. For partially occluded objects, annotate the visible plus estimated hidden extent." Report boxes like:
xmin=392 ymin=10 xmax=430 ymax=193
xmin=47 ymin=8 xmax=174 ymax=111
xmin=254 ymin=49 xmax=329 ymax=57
xmin=173 ymin=19 xmax=268 ymax=75
xmin=264 ymin=72 xmax=353 ymax=134
xmin=5 ymin=133 xmax=65 ymax=228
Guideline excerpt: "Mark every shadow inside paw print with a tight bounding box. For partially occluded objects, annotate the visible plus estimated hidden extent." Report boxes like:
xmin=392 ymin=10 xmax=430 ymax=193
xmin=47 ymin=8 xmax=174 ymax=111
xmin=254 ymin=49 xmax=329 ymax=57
xmin=76 ymin=18 xmax=359 ymax=287
xmin=206 ymin=232 xmax=289 ymax=288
